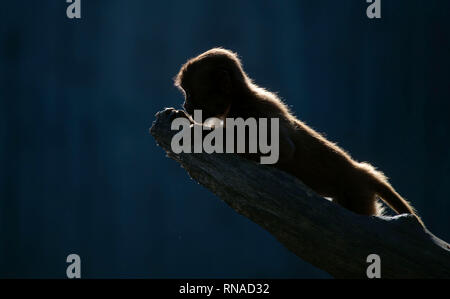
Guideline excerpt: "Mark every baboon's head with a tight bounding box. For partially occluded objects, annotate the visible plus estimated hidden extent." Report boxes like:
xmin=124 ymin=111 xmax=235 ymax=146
xmin=175 ymin=48 xmax=248 ymax=120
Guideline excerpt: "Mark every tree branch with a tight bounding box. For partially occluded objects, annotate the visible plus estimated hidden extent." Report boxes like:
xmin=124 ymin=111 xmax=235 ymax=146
xmin=150 ymin=108 xmax=450 ymax=278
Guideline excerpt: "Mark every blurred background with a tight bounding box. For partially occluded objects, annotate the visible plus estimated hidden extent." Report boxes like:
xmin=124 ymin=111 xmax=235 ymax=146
xmin=0 ymin=0 xmax=449 ymax=278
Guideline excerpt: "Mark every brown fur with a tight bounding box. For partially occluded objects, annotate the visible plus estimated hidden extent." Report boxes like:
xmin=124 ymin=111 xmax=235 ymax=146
xmin=174 ymin=48 xmax=424 ymax=226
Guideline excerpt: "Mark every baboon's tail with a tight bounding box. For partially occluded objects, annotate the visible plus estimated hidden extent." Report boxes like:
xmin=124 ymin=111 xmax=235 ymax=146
xmin=374 ymin=180 xmax=424 ymax=227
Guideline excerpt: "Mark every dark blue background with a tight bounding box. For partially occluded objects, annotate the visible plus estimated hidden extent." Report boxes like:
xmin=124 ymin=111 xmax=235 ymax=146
xmin=0 ymin=1 xmax=449 ymax=278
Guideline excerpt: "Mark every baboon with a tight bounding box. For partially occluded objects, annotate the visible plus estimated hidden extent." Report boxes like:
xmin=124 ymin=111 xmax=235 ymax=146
xmin=173 ymin=48 xmax=423 ymax=226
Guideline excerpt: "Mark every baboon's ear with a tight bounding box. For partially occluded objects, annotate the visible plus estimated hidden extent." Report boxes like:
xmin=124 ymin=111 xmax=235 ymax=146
xmin=214 ymin=69 xmax=232 ymax=94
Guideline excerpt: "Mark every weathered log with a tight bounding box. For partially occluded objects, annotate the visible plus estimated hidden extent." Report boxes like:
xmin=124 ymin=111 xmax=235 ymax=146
xmin=150 ymin=108 xmax=450 ymax=278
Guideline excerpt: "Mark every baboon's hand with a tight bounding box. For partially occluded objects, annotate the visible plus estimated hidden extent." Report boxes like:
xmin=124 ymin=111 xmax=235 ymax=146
xmin=156 ymin=107 xmax=189 ymax=122
xmin=169 ymin=109 xmax=190 ymax=121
